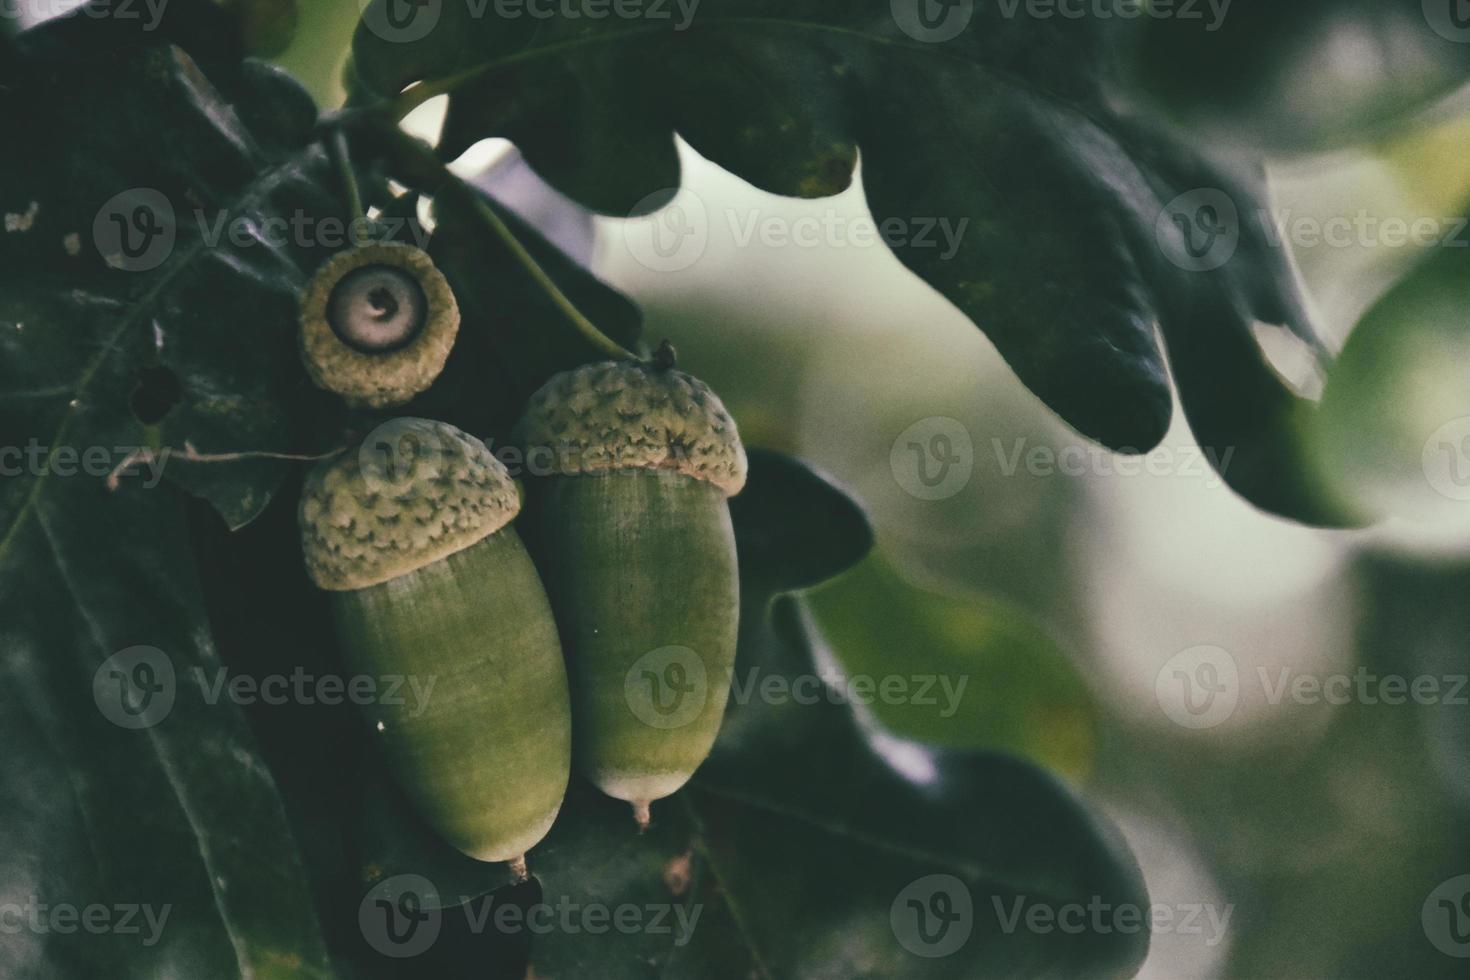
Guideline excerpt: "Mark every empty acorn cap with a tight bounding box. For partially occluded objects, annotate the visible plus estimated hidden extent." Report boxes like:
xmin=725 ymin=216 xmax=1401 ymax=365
xmin=515 ymin=361 xmax=748 ymax=496
xmin=300 ymin=419 xmax=519 ymax=591
xmin=299 ymin=242 xmax=460 ymax=409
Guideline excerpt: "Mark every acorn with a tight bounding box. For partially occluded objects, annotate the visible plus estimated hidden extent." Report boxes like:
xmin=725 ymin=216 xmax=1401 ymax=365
xmin=298 ymin=242 xmax=460 ymax=408
xmin=299 ymin=418 xmax=570 ymax=869
xmin=515 ymin=355 xmax=747 ymax=827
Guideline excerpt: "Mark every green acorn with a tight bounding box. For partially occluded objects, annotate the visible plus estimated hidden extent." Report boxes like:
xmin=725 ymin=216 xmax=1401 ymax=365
xmin=515 ymin=357 xmax=747 ymax=827
xmin=300 ymin=418 xmax=570 ymax=870
xmin=299 ymin=242 xmax=460 ymax=408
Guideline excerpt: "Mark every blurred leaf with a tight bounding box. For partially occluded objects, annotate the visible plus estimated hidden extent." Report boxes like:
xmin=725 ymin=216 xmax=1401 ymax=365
xmin=269 ymin=0 xmax=362 ymax=107
xmin=351 ymin=4 xmax=1338 ymax=522
xmin=1311 ymin=244 xmax=1470 ymax=530
xmin=222 ymin=0 xmax=299 ymax=57
xmin=1355 ymin=553 xmax=1470 ymax=808
xmin=806 ymin=552 xmax=1096 ymax=777
xmin=687 ymin=597 xmax=1149 ymax=979
xmin=1124 ymin=0 xmax=1470 ymax=153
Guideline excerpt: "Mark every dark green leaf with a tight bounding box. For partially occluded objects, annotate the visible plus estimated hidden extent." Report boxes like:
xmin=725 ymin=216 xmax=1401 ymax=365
xmin=729 ymin=448 xmax=873 ymax=596
xmin=352 ymin=5 xmax=1337 ymax=520
xmin=0 ymin=488 xmax=335 ymax=979
xmin=0 ymin=38 xmax=347 ymax=979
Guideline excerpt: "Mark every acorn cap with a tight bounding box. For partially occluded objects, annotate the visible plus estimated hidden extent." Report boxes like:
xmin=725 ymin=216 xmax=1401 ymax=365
xmin=300 ymin=419 xmax=519 ymax=591
xmin=299 ymin=242 xmax=460 ymax=409
xmin=515 ymin=361 xmax=747 ymax=496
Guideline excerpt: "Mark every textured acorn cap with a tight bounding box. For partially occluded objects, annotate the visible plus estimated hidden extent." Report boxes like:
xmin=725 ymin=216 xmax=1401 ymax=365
xmin=300 ymin=419 xmax=519 ymax=591
xmin=515 ymin=361 xmax=747 ymax=496
xmin=299 ymin=242 xmax=460 ymax=409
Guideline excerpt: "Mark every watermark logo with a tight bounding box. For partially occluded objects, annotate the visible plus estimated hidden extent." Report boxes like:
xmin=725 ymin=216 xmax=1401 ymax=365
xmin=891 ymin=875 xmax=973 ymax=957
xmin=625 ymin=646 xmax=708 ymax=729
xmin=621 ymin=189 xmax=709 ymax=273
xmin=358 ymin=418 xmax=450 ymax=497
xmin=1157 ymin=188 xmax=1240 ymax=272
xmin=360 ymin=875 xmax=443 ymax=958
xmin=1423 ymin=417 xmax=1470 ymax=502
xmin=891 ymin=417 xmax=975 ymax=501
xmin=1155 ymin=645 xmax=1240 ymax=730
xmin=1425 ymin=0 xmax=1470 ymax=43
xmin=359 ymin=0 xmax=442 ymax=43
xmin=892 ymin=0 xmax=975 ymax=43
xmin=93 ymin=188 xmax=175 ymax=272
xmin=93 ymin=646 xmax=176 ymax=730
xmin=1423 ymin=875 xmax=1470 ymax=958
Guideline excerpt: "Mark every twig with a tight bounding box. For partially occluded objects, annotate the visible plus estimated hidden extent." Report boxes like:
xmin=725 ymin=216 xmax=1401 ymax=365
xmin=106 ymin=442 xmax=346 ymax=492
xmin=324 ymin=125 xmax=369 ymax=234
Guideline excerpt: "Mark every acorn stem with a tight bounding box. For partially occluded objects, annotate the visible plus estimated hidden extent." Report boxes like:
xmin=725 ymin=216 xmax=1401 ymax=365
xmin=509 ymin=854 xmax=529 ymax=882
xmin=343 ymin=116 xmax=636 ymax=364
xmin=325 ymin=125 xmax=369 ymax=237
xmin=632 ymin=801 xmax=652 ymax=833
xmin=461 ymin=188 xmax=638 ymax=363
xmin=649 ymin=340 xmax=678 ymax=372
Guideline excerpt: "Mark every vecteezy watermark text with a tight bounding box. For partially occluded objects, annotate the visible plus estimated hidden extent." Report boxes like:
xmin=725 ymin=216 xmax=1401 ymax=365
xmin=0 ymin=0 xmax=169 ymax=30
xmin=0 ymin=898 xmax=171 ymax=948
xmin=617 ymin=190 xmax=971 ymax=272
xmin=993 ymin=438 xmax=1234 ymax=487
xmin=1156 ymin=645 xmax=1470 ymax=730
xmin=1158 ymin=188 xmax=1470 ymax=272
xmin=0 ymin=440 xmax=169 ymax=488
xmin=358 ymin=0 xmax=700 ymax=45
xmin=93 ymin=647 xmax=438 ymax=730
xmin=359 ymin=874 xmax=701 ymax=958
xmin=888 ymin=874 xmax=1233 ymax=958
xmin=623 ymin=646 xmax=970 ymax=730
xmin=994 ymin=0 xmax=1230 ymax=29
